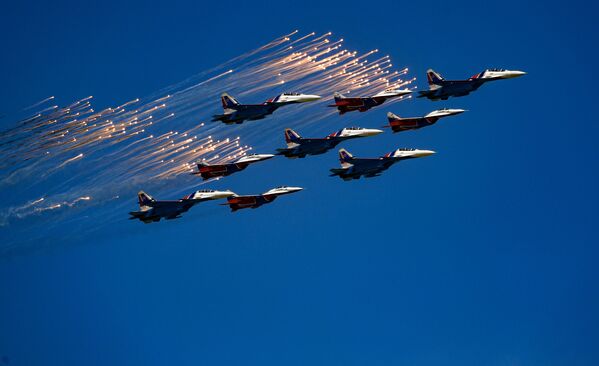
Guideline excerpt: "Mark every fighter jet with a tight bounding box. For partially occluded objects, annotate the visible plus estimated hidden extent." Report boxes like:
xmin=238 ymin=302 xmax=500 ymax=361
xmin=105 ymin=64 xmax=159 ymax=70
xmin=417 ymin=68 xmax=526 ymax=101
xmin=330 ymin=148 xmax=435 ymax=180
xmin=192 ymin=153 xmax=274 ymax=180
xmin=129 ymin=189 xmax=234 ymax=223
xmin=276 ymin=127 xmax=383 ymax=158
xmin=222 ymin=186 xmax=303 ymax=212
xmin=385 ymin=108 xmax=466 ymax=133
xmin=329 ymin=88 xmax=412 ymax=114
xmin=212 ymin=92 xmax=321 ymax=124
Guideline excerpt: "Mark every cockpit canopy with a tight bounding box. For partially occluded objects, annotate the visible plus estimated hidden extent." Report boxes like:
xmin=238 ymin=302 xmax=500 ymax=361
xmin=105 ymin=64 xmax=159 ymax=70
xmin=344 ymin=127 xmax=363 ymax=130
xmin=397 ymin=148 xmax=416 ymax=151
xmin=282 ymin=92 xmax=301 ymax=96
xmin=196 ymin=189 xmax=215 ymax=193
xmin=487 ymin=68 xmax=506 ymax=72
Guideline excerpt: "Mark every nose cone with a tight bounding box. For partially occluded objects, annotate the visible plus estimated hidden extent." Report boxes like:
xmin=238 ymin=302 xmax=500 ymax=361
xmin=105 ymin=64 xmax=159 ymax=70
xmin=360 ymin=128 xmax=384 ymax=136
xmin=502 ymin=70 xmax=527 ymax=79
xmin=427 ymin=109 xmax=467 ymax=118
xmin=221 ymin=190 xmax=236 ymax=197
xmin=298 ymin=94 xmax=321 ymax=102
xmin=236 ymin=153 xmax=275 ymax=164
xmin=266 ymin=186 xmax=304 ymax=195
xmin=412 ymin=149 xmax=436 ymax=158
xmin=388 ymin=89 xmax=412 ymax=97
xmin=447 ymin=108 xmax=466 ymax=115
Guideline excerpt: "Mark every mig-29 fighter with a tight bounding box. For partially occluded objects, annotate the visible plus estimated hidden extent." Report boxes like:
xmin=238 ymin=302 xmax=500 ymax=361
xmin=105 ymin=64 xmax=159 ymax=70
xmin=385 ymin=108 xmax=465 ymax=133
xmin=329 ymin=88 xmax=412 ymax=114
xmin=222 ymin=186 xmax=303 ymax=212
xmin=192 ymin=153 xmax=274 ymax=180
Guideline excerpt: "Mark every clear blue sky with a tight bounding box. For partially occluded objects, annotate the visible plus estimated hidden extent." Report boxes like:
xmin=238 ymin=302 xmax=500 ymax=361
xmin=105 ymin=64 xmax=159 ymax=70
xmin=1 ymin=1 xmax=598 ymax=365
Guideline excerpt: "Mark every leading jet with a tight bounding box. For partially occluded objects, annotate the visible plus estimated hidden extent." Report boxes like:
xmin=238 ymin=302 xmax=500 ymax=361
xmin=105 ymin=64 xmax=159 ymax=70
xmin=329 ymin=88 xmax=412 ymax=114
xmin=222 ymin=186 xmax=303 ymax=212
xmin=385 ymin=108 xmax=466 ymax=133
xmin=330 ymin=148 xmax=435 ymax=180
xmin=212 ymin=92 xmax=321 ymax=124
xmin=276 ymin=127 xmax=383 ymax=158
xmin=192 ymin=153 xmax=274 ymax=180
xmin=129 ymin=189 xmax=234 ymax=223
xmin=417 ymin=68 xmax=526 ymax=101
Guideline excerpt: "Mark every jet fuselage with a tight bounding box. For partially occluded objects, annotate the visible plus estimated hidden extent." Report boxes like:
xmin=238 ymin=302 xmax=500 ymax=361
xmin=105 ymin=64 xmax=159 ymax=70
xmin=129 ymin=200 xmax=195 ymax=223
xmin=418 ymin=69 xmax=526 ymax=101
xmin=213 ymin=104 xmax=280 ymax=124
xmin=278 ymin=138 xmax=342 ymax=158
xmin=387 ymin=109 xmax=465 ymax=133
xmin=213 ymin=93 xmax=320 ymax=124
xmin=223 ymin=186 xmax=303 ymax=212
xmin=330 ymin=89 xmax=411 ymax=114
xmin=194 ymin=154 xmax=274 ymax=180
xmin=277 ymin=128 xmax=383 ymax=158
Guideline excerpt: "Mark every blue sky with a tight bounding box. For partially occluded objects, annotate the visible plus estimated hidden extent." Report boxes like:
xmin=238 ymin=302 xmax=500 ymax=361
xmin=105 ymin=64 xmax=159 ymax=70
xmin=1 ymin=1 xmax=598 ymax=365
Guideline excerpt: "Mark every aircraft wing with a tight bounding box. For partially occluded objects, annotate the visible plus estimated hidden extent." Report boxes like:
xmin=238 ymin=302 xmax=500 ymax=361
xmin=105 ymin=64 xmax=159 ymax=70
xmin=417 ymin=90 xmax=436 ymax=98
xmin=389 ymin=117 xmax=422 ymax=124
xmin=165 ymin=214 xmax=183 ymax=220
xmin=222 ymin=195 xmax=259 ymax=204
xmin=330 ymin=168 xmax=348 ymax=176
xmin=212 ymin=114 xmax=228 ymax=121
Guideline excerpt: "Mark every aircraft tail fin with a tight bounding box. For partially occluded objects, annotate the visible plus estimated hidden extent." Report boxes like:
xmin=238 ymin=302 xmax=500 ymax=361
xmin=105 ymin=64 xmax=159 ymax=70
xmin=137 ymin=191 xmax=156 ymax=207
xmin=196 ymin=161 xmax=210 ymax=170
xmin=333 ymin=92 xmax=346 ymax=100
xmin=284 ymin=128 xmax=302 ymax=144
xmin=387 ymin=111 xmax=400 ymax=121
xmin=220 ymin=93 xmax=240 ymax=110
xmin=426 ymin=69 xmax=445 ymax=86
xmin=338 ymin=148 xmax=354 ymax=164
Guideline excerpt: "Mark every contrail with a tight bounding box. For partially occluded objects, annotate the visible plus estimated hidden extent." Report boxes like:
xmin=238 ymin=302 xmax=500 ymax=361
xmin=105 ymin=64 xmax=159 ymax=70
xmin=23 ymin=96 xmax=55 ymax=111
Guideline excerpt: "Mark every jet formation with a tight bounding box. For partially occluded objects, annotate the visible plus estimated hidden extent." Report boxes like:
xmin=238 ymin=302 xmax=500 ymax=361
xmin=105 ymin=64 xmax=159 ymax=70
xmin=132 ymin=66 xmax=525 ymax=221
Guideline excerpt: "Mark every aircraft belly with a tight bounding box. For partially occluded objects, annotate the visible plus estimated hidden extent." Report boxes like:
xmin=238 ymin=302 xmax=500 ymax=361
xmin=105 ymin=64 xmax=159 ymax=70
xmin=202 ymin=166 xmax=228 ymax=174
xmin=392 ymin=120 xmax=421 ymax=129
